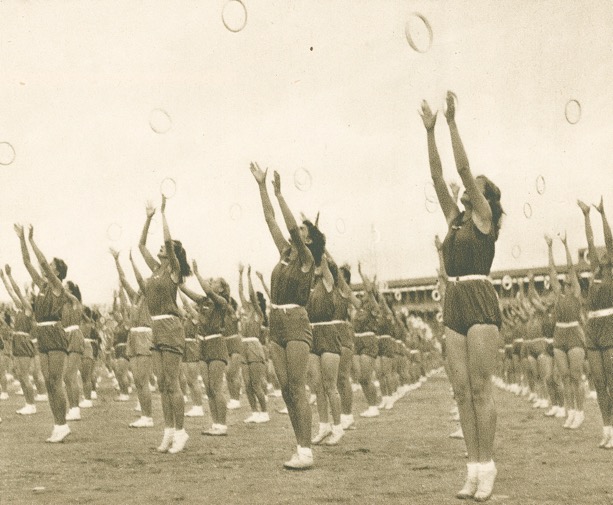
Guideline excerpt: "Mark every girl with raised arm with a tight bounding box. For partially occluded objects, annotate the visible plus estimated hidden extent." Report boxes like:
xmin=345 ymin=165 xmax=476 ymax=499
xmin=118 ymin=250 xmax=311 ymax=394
xmin=578 ymin=199 xmax=613 ymax=445
xmin=0 ymin=266 xmax=37 ymax=414
xmin=139 ymin=198 xmax=192 ymax=453
xmin=250 ymin=162 xmax=320 ymax=469
xmin=420 ymin=92 xmax=503 ymax=501
xmin=238 ymin=264 xmax=269 ymax=423
xmin=546 ymin=233 xmax=586 ymax=430
xmin=14 ymin=224 xmax=79 ymax=442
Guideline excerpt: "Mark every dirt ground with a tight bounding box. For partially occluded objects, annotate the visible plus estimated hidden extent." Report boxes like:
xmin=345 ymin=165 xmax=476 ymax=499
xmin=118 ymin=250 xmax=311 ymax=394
xmin=1 ymin=372 xmax=612 ymax=505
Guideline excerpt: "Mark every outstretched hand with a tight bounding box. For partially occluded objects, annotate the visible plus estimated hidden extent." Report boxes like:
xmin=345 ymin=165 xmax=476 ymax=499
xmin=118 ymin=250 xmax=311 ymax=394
xmin=444 ymin=91 xmax=456 ymax=122
xmin=577 ymin=200 xmax=590 ymax=215
xmin=109 ymin=248 xmax=120 ymax=260
xmin=13 ymin=224 xmax=24 ymax=238
xmin=419 ymin=100 xmax=437 ymax=130
xmin=145 ymin=201 xmax=156 ymax=219
xmin=594 ymin=196 xmax=605 ymax=214
xmin=249 ymin=162 xmax=267 ymax=185
xmin=544 ymin=234 xmax=553 ymax=247
xmin=272 ymin=171 xmax=282 ymax=197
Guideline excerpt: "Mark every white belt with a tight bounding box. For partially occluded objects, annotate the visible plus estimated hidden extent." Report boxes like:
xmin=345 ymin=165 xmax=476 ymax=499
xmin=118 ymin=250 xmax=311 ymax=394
xmin=64 ymin=325 xmax=80 ymax=332
xmin=225 ymin=334 xmax=240 ymax=339
xmin=152 ymin=314 xmax=175 ymax=321
xmin=377 ymin=334 xmax=392 ymax=339
xmin=84 ymin=338 xmax=96 ymax=342
xmin=185 ymin=338 xmax=197 ymax=342
xmin=311 ymin=320 xmax=344 ymax=326
xmin=13 ymin=331 xmax=30 ymax=336
xmin=504 ymin=344 xmax=513 ymax=348
xmin=36 ymin=321 xmax=59 ymax=327
xmin=545 ymin=338 xmax=554 ymax=344
xmin=271 ymin=303 xmax=301 ymax=313
xmin=130 ymin=326 xmax=152 ymax=333
xmin=355 ymin=332 xmax=375 ymax=338
xmin=556 ymin=321 xmax=580 ymax=328
xmin=448 ymin=275 xmax=491 ymax=283
xmin=31 ymin=339 xmax=38 ymax=344
xmin=242 ymin=337 xmax=260 ymax=343
xmin=513 ymin=338 xmax=524 ymax=343
xmin=588 ymin=307 xmax=613 ymax=319
xmin=115 ymin=343 xmax=127 ymax=347
xmin=200 ymin=334 xmax=222 ymax=341
xmin=410 ymin=350 xmax=420 ymax=354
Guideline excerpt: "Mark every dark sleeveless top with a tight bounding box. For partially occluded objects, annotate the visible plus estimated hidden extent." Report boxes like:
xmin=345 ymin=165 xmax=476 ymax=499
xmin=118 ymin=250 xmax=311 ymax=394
xmin=61 ymin=302 xmax=82 ymax=327
xmin=554 ymin=293 xmax=582 ymax=323
xmin=144 ymin=269 xmax=179 ymax=317
xmin=588 ymin=279 xmax=613 ymax=311
xmin=442 ymin=213 xmax=496 ymax=277
xmin=14 ymin=311 xmax=32 ymax=333
xmin=128 ymin=297 xmax=152 ymax=328
xmin=352 ymin=298 xmax=379 ymax=333
xmin=198 ymin=297 xmax=226 ymax=336
xmin=270 ymin=242 xmax=314 ymax=307
xmin=222 ymin=304 xmax=239 ymax=336
xmin=306 ymin=274 xmax=335 ymax=323
xmin=32 ymin=284 xmax=68 ymax=323
xmin=332 ymin=289 xmax=351 ymax=321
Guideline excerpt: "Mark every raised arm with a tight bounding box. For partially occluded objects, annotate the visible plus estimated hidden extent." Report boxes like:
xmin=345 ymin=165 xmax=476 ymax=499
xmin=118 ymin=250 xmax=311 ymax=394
xmin=357 ymin=262 xmax=379 ymax=308
xmin=255 ymin=271 xmax=272 ymax=301
xmin=28 ymin=226 xmax=63 ymax=294
xmin=110 ymin=249 xmax=138 ymax=304
xmin=237 ymin=263 xmax=248 ymax=308
xmin=161 ymin=196 xmax=181 ymax=284
xmin=419 ymin=100 xmax=460 ymax=226
xmin=0 ymin=267 xmax=22 ymax=309
xmin=594 ymin=197 xmax=613 ymax=259
xmin=545 ymin=235 xmax=562 ymax=296
xmin=192 ymin=260 xmax=228 ymax=308
xmin=577 ymin=200 xmax=599 ymax=274
xmin=444 ymin=92 xmax=492 ymax=235
xmin=179 ymin=291 xmax=200 ymax=321
xmin=128 ymin=250 xmax=147 ymax=295
xmin=335 ymin=264 xmax=361 ymax=309
xmin=319 ymin=255 xmax=334 ymax=293
xmin=179 ymin=284 xmax=206 ymax=304
xmin=14 ymin=224 xmax=45 ymax=289
xmin=272 ymin=171 xmax=313 ymax=270
xmin=434 ymin=235 xmax=447 ymax=301
xmin=560 ymin=232 xmax=581 ymax=299
xmin=249 ymin=162 xmax=289 ymax=254
xmin=246 ymin=266 xmax=261 ymax=314
xmin=139 ymin=202 xmax=161 ymax=272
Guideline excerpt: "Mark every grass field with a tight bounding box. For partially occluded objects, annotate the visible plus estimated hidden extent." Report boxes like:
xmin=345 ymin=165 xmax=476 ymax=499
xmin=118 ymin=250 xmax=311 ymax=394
xmin=1 ymin=372 xmax=612 ymax=505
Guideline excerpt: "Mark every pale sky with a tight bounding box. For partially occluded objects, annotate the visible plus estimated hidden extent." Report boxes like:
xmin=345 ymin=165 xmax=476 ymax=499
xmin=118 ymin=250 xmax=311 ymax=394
xmin=0 ymin=0 xmax=612 ymax=304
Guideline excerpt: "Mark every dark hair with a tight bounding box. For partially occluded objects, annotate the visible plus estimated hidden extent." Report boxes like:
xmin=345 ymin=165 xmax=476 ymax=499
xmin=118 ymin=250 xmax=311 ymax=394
xmin=229 ymin=296 xmax=238 ymax=311
xmin=302 ymin=220 xmax=326 ymax=266
xmin=476 ymin=175 xmax=504 ymax=240
xmin=67 ymin=281 xmax=82 ymax=302
xmin=340 ymin=264 xmax=351 ymax=284
xmin=83 ymin=306 xmax=92 ymax=318
xmin=256 ymin=291 xmax=268 ymax=327
xmin=4 ymin=311 xmax=12 ymax=326
xmin=328 ymin=260 xmax=339 ymax=284
xmin=172 ymin=240 xmax=191 ymax=282
xmin=52 ymin=257 xmax=68 ymax=281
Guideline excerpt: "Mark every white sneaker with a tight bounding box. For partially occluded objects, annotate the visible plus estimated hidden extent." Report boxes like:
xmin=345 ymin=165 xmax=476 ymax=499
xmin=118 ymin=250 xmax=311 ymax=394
xmin=35 ymin=394 xmax=48 ymax=402
xmin=341 ymin=414 xmax=356 ymax=430
xmin=168 ymin=429 xmax=189 ymax=454
xmin=277 ymin=407 xmax=288 ymax=414
xmin=185 ymin=405 xmax=204 ymax=417
xmin=599 ymin=426 xmax=612 ymax=448
xmin=325 ymin=425 xmax=345 ymax=446
xmin=0 ymin=392 xmax=9 ymax=400
xmin=538 ymin=399 xmax=550 ymax=409
xmin=91 ymin=391 xmax=98 ymax=400
xmin=255 ymin=412 xmax=270 ymax=423
xmin=271 ymin=389 xmax=282 ymax=398
xmin=227 ymin=399 xmax=241 ymax=410
xmin=456 ymin=462 xmax=479 ymax=499
xmin=202 ymin=424 xmax=228 ymax=436
xmin=130 ymin=416 xmax=154 ymax=428
xmin=450 ymin=412 xmax=461 ymax=422
xmin=450 ymin=406 xmax=459 ymax=416
xmin=15 ymin=388 xmax=24 ymax=396
xmin=309 ymin=394 xmax=317 ymax=405
xmin=474 ymin=461 xmax=497 ymax=502
xmin=312 ymin=424 xmax=332 ymax=445
xmin=79 ymin=399 xmax=93 ymax=409
xmin=351 ymin=383 xmax=361 ymax=392
xmin=283 ymin=448 xmax=313 ymax=470
xmin=149 ymin=383 xmax=157 ymax=392
xmin=47 ymin=424 xmax=71 ymax=443
xmin=244 ymin=413 xmax=259 ymax=424
xmin=528 ymin=392 xmax=537 ymax=402
xmin=116 ymin=394 xmax=130 ymax=402
xmin=544 ymin=406 xmax=558 ymax=417
xmin=134 ymin=402 xmax=141 ymax=412
xmin=563 ymin=410 xmax=576 ymax=428
xmin=589 ymin=390 xmax=598 ymax=400
xmin=359 ymin=406 xmax=380 ymax=418
xmin=66 ymin=407 xmax=81 ymax=421
xmin=384 ymin=395 xmax=396 ymax=410
xmin=16 ymin=404 xmax=37 ymax=415
xmin=378 ymin=396 xmax=390 ymax=409
xmin=157 ymin=428 xmax=175 ymax=452
xmin=569 ymin=410 xmax=585 ymax=429
xmin=449 ymin=427 xmax=464 ymax=439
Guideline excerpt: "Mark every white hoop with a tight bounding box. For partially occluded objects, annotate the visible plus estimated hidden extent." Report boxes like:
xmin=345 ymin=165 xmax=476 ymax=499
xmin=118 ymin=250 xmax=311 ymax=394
xmin=502 ymin=275 xmax=513 ymax=291
xmin=405 ymin=13 xmax=433 ymax=53
xmin=512 ymin=245 xmax=521 ymax=259
xmin=294 ymin=168 xmax=312 ymax=192
xmin=336 ymin=218 xmax=346 ymax=235
xmin=436 ymin=311 xmax=443 ymax=323
xmin=394 ymin=290 xmax=402 ymax=302
xmin=536 ymin=175 xmax=546 ymax=195
xmin=543 ymin=275 xmax=551 ymax=290
xmin=523 ymin=202 xmax=533 ymax=219
xmin=424 ymin=181 xmax=437 ymax=203
xmin=149 ymin=109 xmax=172 ymax=134
xmin=0 ymin=142 xmax=16 ymax=166
xmin=222 ymin=0 xmax=248 ymax=33
xmin=425 ymin=198 xmax=438 ymax=214
xmin=565 ymin=99 xmax=581 ymax=125
xmin=431 ymin=289 xmax=441 ymax=301
xmin=160 ymin=178 xmax=177 ymax=199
